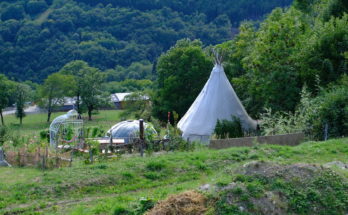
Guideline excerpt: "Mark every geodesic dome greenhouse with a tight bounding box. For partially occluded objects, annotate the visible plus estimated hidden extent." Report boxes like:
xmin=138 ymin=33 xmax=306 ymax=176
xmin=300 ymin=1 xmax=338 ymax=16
xmin=106 ymin=120 xmax=157 ymax=143
xmin=49 ymin=110 xmax=83 ymax=148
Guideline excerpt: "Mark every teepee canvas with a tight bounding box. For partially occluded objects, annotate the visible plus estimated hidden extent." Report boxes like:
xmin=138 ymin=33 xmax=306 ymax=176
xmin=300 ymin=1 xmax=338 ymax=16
xmin=177 ymin=56 xmax=257 ymax=143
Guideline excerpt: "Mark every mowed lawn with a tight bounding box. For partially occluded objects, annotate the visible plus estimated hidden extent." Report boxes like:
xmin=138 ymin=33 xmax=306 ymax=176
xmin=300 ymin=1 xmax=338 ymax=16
xmin=3 ymin=110 xmax=125 ymax=137
xmin=0 ymin=138 xmax=347 ymax=214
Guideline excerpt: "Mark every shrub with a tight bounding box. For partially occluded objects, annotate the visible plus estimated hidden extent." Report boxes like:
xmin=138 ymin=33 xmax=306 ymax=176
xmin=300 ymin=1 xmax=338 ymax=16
xmin=260 ymin=79 xmax=348 ymax=140
xmin=113 ymin=206 xmax=129 ymax=215
xmin=260 ymin=86 xmax=318 ymax=136
xmin=146 ymin=161 xmax=166 ymax=171
xmin=214 ymin=116 xmax=243 ymax=139
xmin=143 ymin=172 xmax=161 ymax=180
xmin=0 ymin=126 xmax=9 ymax=146
xmin=39 ymin=130 xmax=49 ymax=143
xmin=311 ymin=82 xmax=348 ymax=140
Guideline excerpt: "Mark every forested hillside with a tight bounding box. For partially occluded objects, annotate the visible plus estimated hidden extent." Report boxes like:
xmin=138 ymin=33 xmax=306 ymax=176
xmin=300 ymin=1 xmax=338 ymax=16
xmin=153 ymin=0 xmax=348 ymax=140
xmin=0 ymin=0 xmax=292 ymax=82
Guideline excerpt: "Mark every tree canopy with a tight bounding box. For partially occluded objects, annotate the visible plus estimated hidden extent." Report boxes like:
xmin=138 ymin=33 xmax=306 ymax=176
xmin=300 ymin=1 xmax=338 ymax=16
xmin=153 ymin=39 xmax=212 ymax=120
xmin=0 ymin=0 xmax=292 ymax=82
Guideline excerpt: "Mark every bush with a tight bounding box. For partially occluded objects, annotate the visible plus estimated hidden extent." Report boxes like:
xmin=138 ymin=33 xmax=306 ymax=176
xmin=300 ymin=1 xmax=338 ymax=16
xmin=260 ymin=86 xmax=318 ymax=136
xmin=0 ymin=126 xmax=9 ymax=146
xmin=259 ymin=78 xmax=348 ymax=140
xmin=311 ymin=82 xmax=348 ymax=140
xmin=214 ymin=116 xmax=243 ymax=139
xmin=146 ymin=161 xmax=166 ymax=171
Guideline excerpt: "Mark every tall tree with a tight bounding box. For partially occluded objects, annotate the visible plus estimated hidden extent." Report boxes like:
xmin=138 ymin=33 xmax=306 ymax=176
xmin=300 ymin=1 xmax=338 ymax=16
xmin=153 ymin=39 xmax=212 ymax=121
xmin=79 ymin=67 xmax=106 ymax=120
xmin=15 ymin=83 xmax=31 ymax=125
xmin=0 ymin=74 xmax=14 ymax=125
xmin=59 ymin=60 xmax=90 ymax=114
xmin=240 ymin=8 xmax=306 ymax=115
xmin=40 ymin=73 xmax=76 ymax=122
xmin=60 ymin=60 xmax=106 ymax=120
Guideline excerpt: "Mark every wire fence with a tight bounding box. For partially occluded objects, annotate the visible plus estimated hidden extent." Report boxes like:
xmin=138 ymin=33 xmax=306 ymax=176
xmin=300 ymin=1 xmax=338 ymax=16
xmin=5 ymin=147 xmax=72 ymax=168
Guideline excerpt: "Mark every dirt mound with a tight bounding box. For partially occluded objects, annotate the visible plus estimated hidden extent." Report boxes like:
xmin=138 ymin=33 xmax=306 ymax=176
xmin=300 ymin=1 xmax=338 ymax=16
xmin=146 ymin=191 xmax=207 ymax=215
xmin=240 ymin=161 xmax=323 ymax=182
xmin=147 ymin=162 xmax=348 ymax=214
xmin=214 ymin=161 xmax=348 ymax=215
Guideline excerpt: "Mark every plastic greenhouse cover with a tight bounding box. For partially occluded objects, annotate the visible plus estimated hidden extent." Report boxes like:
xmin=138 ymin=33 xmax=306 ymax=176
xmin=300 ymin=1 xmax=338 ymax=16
xmin=107 ymin=120 xmax=157 ymax=143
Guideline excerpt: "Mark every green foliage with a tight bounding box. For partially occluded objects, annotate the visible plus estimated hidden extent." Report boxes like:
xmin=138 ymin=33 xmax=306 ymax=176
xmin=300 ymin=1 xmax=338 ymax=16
xmin=39 ymin=129 xmax=49 ymax=143
xmin=0 ymin=74 xmax=16 ymax=125
xmin=0 ymin=0 xmax=289 ymax=82
xmin=311 ymin=80 xmax=348 ymax=139
xmin=153 ymin=39 xmax=212 ymax=121
xmin=25 ymin=0 xmax=48 ymax=15
xmin=102 ymin=79 xmax=153 ymax=94
xmin=85 ymin=127 xmax=104 ymax=138
xmin=220 ymin=1 xmax=348 ymax=118
xmin=241 ymin=8 xmax=305 ymax=114
xmin=260 ymin=80 xmax=348 ymax=140
xmin=1 ymin=4 xmax=24 ymax=21
xmin=15 ymin=83 xmax=32 ymax=125
xmin=215 ymin=166 xmax=348 ymax=215
xmin=60 ymin=60 xmax=107 ymax=119
xmin=0 ymin=137 xmax=348 ymax=214
xmin=146 ymin=161 xmax=166 ymax=171
xmin=113 ymin=206 xmax=129 ymax=215
xmin=214 ymin=116 xmax=244 ymax=139
xmin=0 ymin=126 xmax=9 ymax=146
xmin=105 ymin=61 xmax=154 ymax=82
xmin=260 ymin=86 xmax=318 ymax=135
xmin=122 ymin=91 xmax=152 ymax=121
xmin=298 ymin=13 xmax=348 ymax=90
xmin=39 ymin=72 xmax=76 ymax=122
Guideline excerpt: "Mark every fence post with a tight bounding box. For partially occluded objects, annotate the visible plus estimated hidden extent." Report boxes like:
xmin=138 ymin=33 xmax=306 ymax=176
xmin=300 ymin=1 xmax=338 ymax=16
xmin=17 ymin=151 xmax=21 ymax=167
xmin=37 ymin=148 xmax=41 ymax=168
xmin=69 ymin=150 xmax=73 ymax=167
xmin=324 ymin=123 xmax=329 ymax=141
xmin=43 ymin=145 xmax=48 ymax=169
xmin=139 ymin=119 xmax=144 ymax=157
xmin=55 ymin=150 xmax=59 ymax=168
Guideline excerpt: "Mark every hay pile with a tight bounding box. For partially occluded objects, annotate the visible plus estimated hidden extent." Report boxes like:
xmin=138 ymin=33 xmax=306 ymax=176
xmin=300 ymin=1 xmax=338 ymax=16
xmin=146 ymin=191 xmax=207 ymax=215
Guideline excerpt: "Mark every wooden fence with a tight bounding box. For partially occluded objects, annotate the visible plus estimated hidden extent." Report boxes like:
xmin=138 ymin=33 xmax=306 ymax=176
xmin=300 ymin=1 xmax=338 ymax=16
xmin=5 ymin=147 xmax=72 ymax=168
xmin=209 ymin=133 xmax=305 ymax=149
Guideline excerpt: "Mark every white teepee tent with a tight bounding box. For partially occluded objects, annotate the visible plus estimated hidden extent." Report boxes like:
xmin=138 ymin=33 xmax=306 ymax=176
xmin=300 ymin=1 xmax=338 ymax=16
xmin=177 ymin=55 xmax=257 ymax=143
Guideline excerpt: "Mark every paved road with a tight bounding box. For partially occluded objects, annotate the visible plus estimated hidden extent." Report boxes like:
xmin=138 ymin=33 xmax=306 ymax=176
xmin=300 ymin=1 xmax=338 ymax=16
xmin=2 ymin=105 xmax=44 ymax=116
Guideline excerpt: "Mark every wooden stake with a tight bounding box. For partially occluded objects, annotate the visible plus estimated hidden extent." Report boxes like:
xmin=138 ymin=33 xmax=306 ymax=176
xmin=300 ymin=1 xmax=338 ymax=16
xmin=139 ymin=119 xmax=144 ymax=157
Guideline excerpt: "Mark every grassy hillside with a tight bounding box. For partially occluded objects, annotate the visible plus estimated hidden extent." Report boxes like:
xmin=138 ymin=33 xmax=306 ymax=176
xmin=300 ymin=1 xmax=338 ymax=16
xmin=0 ymin=138 xmax=347 ymax=214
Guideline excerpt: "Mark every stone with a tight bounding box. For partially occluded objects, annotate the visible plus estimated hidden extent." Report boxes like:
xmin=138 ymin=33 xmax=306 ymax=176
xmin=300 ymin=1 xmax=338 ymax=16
xmin=0 ymin=147 xmax=11 ymax=167
xmin=199 ymin=184 xmax=211 ymax=192
xmin=324 ymin=161 xmax=348 ymax=170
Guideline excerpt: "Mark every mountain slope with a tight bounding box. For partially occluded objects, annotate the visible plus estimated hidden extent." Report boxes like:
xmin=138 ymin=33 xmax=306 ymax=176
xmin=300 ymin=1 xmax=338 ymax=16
xmin=0 ymin=0 xmax=292 ymax=82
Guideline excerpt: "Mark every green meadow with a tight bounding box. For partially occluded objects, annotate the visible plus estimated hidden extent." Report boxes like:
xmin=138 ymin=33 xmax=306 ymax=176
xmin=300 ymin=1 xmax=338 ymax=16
xmin=1 ymin=138 xmax=347 ymax=214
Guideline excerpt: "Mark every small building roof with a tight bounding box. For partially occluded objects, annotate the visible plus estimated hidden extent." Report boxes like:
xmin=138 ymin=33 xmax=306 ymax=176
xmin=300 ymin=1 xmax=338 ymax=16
xmin=112 ymin=93 xmax=132 ymax=102
xmin=111 ymin=93 xmax=149 ymax=103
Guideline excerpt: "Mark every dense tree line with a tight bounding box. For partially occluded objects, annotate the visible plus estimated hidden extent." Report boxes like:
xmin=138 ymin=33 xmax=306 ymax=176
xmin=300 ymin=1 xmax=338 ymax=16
xmin=0 ymin=0 xmax=291 ymax=82
xmin=153 ymin=0 xmax=348 ymax=140
xmin=218 ymin=0 xmax=348 ymax=117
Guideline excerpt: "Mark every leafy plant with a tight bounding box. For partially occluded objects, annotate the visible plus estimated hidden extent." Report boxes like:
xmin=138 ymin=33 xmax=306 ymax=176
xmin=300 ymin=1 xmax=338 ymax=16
xmin=260 ymin=86 xmax=318 ymax=136
xmin=0 ymin=126 xmax=9 ymax=146
xmin=214 ymin=116 xmax=243 ymax=139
